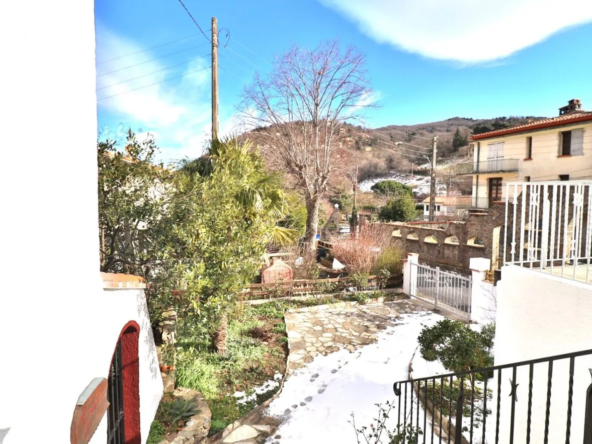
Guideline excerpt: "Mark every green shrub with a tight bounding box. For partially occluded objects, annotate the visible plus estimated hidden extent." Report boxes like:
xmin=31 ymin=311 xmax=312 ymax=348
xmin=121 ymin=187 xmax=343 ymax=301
xmin=418 ymin=320 xmax=495 ymax=375
xmin=347 ymin=292 xmax=369 ymax=303
xmin=375 ymin=245 xmax=403 ymax=275
xmin=371 ymin=180 xmax=413 ymax=197
xmin=272 ymin=322 xmax=286 ymax=334
xmin=175 ymin=356 xmax=220 ymax=399
xmin=147 ymin=421 xmax=167 ymax=444
xmin=161 ymin=398 xmax=200 ymax=425
xmin=348 ymin=271 xmax=370 ymax=289
xmin=379 ymin=196 xmax=417 ymax=222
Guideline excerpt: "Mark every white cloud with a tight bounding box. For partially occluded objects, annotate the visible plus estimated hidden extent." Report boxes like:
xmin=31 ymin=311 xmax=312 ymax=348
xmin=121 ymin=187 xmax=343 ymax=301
xmin=96 ymin=23 xmax=212 ymax=160
xmin=319 ymin=0 xmax=592 ymax=63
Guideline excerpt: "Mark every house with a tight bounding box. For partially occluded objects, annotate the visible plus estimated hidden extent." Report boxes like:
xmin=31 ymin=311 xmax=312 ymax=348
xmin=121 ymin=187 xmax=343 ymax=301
xmin=457 ymin=99 xmax=592 ymax=208
xmin=420 ymin=195 xmax=472 ymax=220
xmin=400 ymin=178 xmax=592 ymax=442
xmin=1 ymin=2 xmax=162 ymax=443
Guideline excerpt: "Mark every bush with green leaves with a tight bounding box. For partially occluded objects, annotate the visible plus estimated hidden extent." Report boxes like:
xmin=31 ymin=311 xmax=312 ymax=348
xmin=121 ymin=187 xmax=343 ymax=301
xmin=379 ymin=195 xmax=418 ymax=222
xmin=347 ymin=292 xmax=369 ymax=303
xmin=348 ymin=271 xmax=370 ymax=290
xmin=371 ymin=180 xmax=413 ymax=197
xmin=418 ymin=319 xmax=495 ymax=376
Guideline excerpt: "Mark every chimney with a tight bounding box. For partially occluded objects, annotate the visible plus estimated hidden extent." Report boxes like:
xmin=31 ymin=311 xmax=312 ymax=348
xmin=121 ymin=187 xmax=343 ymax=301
xmin=559 ymin=98 xmax=582 ymax=116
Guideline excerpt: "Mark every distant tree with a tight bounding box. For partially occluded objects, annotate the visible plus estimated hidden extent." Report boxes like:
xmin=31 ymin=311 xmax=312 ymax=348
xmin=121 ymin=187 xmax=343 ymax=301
xmin=241 ymin=40 xmax=374 ymax=253
xmin=378 ymin=195 xmax=417 ymax=222
xmin=452 ymin=128 xmax=468 ymax=150
xmin=371 ymin=180 xmax=413 ymax=197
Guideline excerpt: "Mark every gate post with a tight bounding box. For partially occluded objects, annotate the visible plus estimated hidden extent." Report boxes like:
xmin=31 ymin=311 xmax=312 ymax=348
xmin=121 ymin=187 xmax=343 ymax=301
xmin=435 ymin=266 xmax=440 ymax=310
xmin=403 ymin=253 xmax=419 ymax=296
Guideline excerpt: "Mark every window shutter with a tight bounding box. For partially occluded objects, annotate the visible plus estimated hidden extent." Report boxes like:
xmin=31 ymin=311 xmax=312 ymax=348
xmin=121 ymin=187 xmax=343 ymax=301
xmin=572 ymin=129 xmax=584 ymax=155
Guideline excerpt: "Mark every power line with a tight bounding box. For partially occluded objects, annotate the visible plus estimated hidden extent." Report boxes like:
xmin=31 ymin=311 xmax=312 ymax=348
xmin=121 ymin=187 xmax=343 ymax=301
xmin=225 ymin=46 xmax=266 ymax=72
xmin=97 ymin=57 xmax=209 ymax=91
xmin=176 ymin=0 xmax=211 ymax=42
xmin=374 ymin=139 xmax=427 ymax=157
xmin=219 ymin=53 xmax=252 ymax=76
xmin=97 ymin=65 xmax=211 ymax=102
xmin=96 ymin=34 xmax=200 ymax=65
xmin=231 ymin=38 xmax=272 ymax=66
xmin=373 ymin=132 xmax=432 ymax=150
xmin=97 ymin=43 xmax=209 ymax=77
xmin=375 ymin=128 xmax=434 ymax=142
xmin=219 ymin=64 xmax=250 ymax=83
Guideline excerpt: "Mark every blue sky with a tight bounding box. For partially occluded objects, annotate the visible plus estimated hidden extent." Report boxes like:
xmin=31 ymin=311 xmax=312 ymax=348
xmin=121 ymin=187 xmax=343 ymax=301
xmin=95 ymin=0 xmax=592 ymax=161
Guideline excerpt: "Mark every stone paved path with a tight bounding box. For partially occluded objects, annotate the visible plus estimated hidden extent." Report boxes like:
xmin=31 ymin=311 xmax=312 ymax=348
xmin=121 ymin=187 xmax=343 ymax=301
xmin=285 ymin=299 xmax=419 ymax=372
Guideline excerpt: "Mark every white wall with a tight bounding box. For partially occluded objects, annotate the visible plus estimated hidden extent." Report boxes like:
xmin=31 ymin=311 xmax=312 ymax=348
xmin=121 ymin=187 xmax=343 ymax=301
xmin=493 ymin=265 xmax=592 ymax=443
xmin=0 ymin=1 xmax=162 ymax=442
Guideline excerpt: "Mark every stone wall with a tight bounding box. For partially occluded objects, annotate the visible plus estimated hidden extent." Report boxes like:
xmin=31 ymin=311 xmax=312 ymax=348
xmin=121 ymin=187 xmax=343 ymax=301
xmin=381 ymin=203 xmax=506 ymax=273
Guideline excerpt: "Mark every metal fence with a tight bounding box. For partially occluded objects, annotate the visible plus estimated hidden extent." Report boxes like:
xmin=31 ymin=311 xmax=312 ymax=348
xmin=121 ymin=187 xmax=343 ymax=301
xmin=410 ymin=263 xmax=472 ymax=319
xmin=456 ymin=159 xmax=520 ymax=175
xmin=392 ymin=348 xmax=592 ymax=444
xmin=504 ymin=181 xmax=592 ymax=285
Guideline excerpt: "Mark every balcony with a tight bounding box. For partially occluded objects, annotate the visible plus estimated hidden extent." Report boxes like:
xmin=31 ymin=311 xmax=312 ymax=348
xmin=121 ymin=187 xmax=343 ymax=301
xmin=456 ymin=158 xmax=520 ymax=175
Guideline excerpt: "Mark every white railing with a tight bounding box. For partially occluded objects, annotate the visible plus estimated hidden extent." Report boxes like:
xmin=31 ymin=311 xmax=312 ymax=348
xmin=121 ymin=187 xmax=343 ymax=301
xmin=504 ymin=180 xmax=592 ymax=284
xmin=410 ymin=262 xmax=472 ymax=319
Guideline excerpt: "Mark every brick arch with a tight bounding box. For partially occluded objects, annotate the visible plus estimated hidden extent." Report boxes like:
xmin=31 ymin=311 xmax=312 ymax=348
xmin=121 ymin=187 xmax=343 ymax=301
xmin=109 ymin=321 xmax=141 ymax=444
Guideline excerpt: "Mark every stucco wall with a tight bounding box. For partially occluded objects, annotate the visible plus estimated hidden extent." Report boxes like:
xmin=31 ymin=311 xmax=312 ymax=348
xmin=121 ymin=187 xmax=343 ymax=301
xmin=494 ymin=265 xmax=592 ymax=443
xmin=0 ymin=1 xmax=162 ymax=442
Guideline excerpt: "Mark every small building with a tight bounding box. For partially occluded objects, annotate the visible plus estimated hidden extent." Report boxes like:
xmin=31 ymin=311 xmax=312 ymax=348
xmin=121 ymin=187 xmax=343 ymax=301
xmin=421 ymin=196 xmax=472 ymax=220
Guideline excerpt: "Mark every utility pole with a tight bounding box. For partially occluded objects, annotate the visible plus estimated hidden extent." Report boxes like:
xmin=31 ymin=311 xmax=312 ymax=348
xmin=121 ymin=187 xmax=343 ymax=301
xmin=429 ymin=136 xmax=438 ymax=221
xmin=350 ymin=165 xmax=359 ymax=238
xmin=211 ymin=17 xmax=219 ymax=142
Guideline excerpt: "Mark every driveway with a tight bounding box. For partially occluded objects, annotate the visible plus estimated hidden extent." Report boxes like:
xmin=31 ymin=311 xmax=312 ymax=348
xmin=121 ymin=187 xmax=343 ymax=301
xmin=264 ymin=300 xmax=444 ymax=444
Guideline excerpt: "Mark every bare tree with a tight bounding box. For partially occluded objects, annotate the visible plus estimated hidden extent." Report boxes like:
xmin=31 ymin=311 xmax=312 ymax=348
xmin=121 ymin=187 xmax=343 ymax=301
xmin=240 ymin=40 xmax=374 ymax=252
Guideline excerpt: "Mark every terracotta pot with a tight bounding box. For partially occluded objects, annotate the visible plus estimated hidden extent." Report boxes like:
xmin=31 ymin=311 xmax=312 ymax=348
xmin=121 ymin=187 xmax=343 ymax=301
xmin=160 ymin=365 xmax=174 ymax=373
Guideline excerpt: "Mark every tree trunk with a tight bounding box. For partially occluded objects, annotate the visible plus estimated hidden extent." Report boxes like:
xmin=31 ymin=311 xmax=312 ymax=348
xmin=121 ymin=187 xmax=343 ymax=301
xmin=304 ymin=194 xmax=321 ymax=254
xmin=212 ymin=312 xmax=228 ymax=355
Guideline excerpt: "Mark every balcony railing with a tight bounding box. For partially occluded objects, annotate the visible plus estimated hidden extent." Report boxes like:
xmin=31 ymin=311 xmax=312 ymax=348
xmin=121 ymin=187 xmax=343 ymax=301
xmin=456 ymin=158 xmax=520 ymax=175
xmin=504 ymin=181 xmax=592 ymax=285
xmin=392 ymin=348 xmax=592 ymax=443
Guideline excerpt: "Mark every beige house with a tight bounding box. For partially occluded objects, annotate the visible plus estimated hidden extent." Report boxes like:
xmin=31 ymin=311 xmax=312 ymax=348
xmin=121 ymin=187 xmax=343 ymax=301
xmin=459 ymin=99 xmax=592 ymax=208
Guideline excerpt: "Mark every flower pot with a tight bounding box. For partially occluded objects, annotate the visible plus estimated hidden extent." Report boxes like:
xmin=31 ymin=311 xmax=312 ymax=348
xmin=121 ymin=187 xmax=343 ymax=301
xmin=160 ymin=365 xmax=175 ymax=373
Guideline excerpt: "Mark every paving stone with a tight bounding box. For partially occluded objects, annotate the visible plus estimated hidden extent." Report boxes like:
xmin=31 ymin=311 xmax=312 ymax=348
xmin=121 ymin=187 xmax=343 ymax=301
xmin=223 ymin=425 xmax=260 ymax=443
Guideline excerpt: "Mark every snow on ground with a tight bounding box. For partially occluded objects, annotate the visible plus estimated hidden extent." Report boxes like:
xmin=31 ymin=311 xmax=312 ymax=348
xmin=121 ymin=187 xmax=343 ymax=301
xmin=233 ymin=372 xmax=283 ymax=405
xmin=358 ymin=173 xmax=447 ymax=195
xmin=265 ymin=311 xmax=445 ymax=444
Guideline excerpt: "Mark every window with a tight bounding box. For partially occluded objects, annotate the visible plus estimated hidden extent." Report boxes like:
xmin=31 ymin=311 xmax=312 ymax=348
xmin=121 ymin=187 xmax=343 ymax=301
xmin=561 ymin=131 xmax=572 ymax=155
xmin=525 ymin=176 xmax=531 ymax=182
xmin=572 ymin=129 xmax=584 ymax=155
xmin=489 ymin=178 xmax=503 ymax=206
xmin=526 ymin=137 xmax=533 ymax=159
xmin=560 ymin=174 xmax=570 ymax=181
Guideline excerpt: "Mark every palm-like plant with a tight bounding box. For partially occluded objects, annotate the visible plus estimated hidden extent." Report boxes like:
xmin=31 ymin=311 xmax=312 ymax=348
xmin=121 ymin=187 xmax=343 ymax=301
xmin=174 ymin=139 xmax=298 ymax=354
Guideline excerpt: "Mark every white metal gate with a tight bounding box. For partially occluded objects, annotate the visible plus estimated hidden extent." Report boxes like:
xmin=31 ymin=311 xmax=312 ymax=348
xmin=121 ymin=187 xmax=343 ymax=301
xmin=410 ymin=262 xmax=472 ymax=319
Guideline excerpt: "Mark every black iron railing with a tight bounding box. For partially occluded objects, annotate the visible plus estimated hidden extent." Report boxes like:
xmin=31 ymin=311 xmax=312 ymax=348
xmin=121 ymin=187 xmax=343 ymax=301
xmin=456 ymin=159 xmax=520 ymax=175
xmin=107 ymin=338 xmax=125 ymax=444
xmin=393 ymin=348 xmax=592 ymax=443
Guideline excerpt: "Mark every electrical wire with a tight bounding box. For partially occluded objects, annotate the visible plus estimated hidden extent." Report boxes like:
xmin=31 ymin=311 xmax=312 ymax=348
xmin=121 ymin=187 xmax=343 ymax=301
xmin=231 ymin=37 xmax=273 ymax=66
xmin=225 ymin=46 xmax=266 ymax=72
xmin=96 ymin=34 xmax=200 ymax=65
xmin=219 ymin=53 xmax=252 ymax=76
xmin=373 ymin=132 xmax=432 ymax=151
xmin=97 ymin=57 xmax=209 ymax=91
xmin=97 ymin=65 xmax=211 ymax=102
xmin=175 ymin=0 xmax=211 ymax=42
xmin=375 ymin=128 xmax=434 ymax=142
xmin=374 ymin=139 xmax=429 ymax=157
xmin=97 ymin=43 xmax=209 ymax=77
